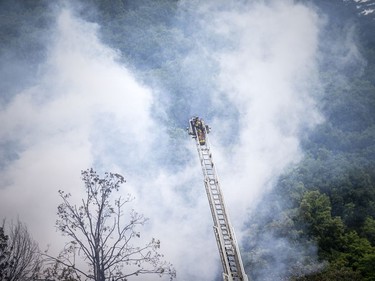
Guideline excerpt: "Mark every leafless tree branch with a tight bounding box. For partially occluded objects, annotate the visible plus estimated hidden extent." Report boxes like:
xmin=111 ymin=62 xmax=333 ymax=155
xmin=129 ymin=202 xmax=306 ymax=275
xmin=44 ymin=169 xmax=176 ymax=281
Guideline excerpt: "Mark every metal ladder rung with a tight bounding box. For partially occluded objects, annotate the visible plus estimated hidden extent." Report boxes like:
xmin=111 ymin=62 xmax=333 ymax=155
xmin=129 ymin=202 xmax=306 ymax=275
xmin=221 ymin=226 xmax=228 ymax=232
xmin=190 ymin=118 xmax=249 ymax=281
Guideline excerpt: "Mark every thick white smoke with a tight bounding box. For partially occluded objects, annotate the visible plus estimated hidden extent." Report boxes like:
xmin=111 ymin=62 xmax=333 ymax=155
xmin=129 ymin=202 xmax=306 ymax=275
xmin=211 ymin=0 xmax=323 ymax=224
xmin=137 ymin=1 xmax=324 ymax=280
xmin=0 ymin=1 xmax=327 ymax=280
xmin=0 ymin=7 xmax=156 ymax=257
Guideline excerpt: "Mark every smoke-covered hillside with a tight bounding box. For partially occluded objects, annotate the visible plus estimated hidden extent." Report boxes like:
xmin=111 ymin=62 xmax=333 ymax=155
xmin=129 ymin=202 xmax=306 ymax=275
xmin=0 ymin=0 xmax=374 ymax=280
xmin=244 ymin=0 xmax=375 ymax=280
xmin=349 ymin=0 xmax=375 ymax=17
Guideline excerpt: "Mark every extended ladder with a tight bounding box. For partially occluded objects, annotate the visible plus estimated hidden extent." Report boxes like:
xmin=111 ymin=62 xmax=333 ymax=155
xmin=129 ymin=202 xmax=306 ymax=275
xmin=188 ymin=117 xmax=249 ymax=281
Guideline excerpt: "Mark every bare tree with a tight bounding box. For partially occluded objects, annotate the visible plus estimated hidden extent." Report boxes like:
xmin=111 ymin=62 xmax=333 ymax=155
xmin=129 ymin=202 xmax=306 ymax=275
xmin=44 ymin=169 xmax=175 ymax=281
xmin=0 ymin=220 xmax=42 ymax=281
xmin=0 ymin=223 xmax=10 ymax=280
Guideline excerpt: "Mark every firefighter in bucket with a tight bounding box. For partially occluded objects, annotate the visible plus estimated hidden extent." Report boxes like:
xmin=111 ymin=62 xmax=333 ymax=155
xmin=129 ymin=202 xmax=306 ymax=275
xmin=194 ymin=117 xmax=206 ymax=146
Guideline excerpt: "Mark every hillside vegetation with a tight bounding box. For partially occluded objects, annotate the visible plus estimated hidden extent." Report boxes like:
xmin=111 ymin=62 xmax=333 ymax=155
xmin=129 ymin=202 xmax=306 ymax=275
xmin=243 ymin=1 xmax=375 ymax=280
xmin=0 ymin=0 xmax=374 ymax=280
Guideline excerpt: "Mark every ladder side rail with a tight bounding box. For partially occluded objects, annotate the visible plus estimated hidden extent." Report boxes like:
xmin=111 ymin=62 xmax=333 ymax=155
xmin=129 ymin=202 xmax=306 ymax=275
xmin=203 ymin=135 xmax=245 ymax=247
xmin=200 ymin=152 xmax=234 ymax=279
xmin=197 ymin=135 xmax=245 ymax=281
xmin=204 ymin=181 xmax=231 ymax=277
xmin=205 ymin=150 xmax=249 ymax=281
xmin=201 ymin=160 xmax=235 ymax=275
xmin=200 ymin=140 xmax=237 ymax=242
xmin=189 ymin=118 xmax=249 ymax=281
xmin=230 ymin=226 xmax=249 ymax=281
xmin=203 ymin=155 xmax=247 ymax=280
xmin=203 ymin=150 xmax=248 ymax=281
xmin=193 ymin=131 xmax=234 ymax=278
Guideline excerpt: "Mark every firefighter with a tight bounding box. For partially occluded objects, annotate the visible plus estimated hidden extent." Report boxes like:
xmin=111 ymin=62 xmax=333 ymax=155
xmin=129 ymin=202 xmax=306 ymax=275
xmin=195 ymin=118 xmax=206 ymax=145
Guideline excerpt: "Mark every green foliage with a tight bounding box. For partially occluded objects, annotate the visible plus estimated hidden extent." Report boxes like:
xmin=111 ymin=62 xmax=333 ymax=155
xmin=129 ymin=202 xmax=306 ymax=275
xmin=357 ymin=253 xmax=375 ymax=281
xmin=298 ymin=191 xmax=345 ymax=259
xmin=362 ymin=217 xmax=375 ymax=245
xmin=74 ymin=0 xmax=375 ymax=279
xmin=1 ymin=0 xmax=374 ymax=279
xmin=337 ymin=231 xmax=374 ymax=269
xmin=248 ymin=31 xmax=375 ymax=275
xmin=293 ymin=265 xmax=362 ymax=281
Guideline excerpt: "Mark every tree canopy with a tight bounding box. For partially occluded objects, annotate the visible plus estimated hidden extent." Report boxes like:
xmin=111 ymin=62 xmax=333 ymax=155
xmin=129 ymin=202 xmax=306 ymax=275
xmin=44 ymin=169 xmax=176 ymax=281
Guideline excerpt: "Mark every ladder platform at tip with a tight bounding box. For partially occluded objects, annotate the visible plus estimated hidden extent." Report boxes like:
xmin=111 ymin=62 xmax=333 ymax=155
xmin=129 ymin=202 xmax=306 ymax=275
xmin=188 ymin=117 xmax=250 ymax=281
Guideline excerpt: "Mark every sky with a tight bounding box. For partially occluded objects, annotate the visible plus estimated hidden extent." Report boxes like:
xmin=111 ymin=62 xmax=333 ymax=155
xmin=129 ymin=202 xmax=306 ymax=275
xmin=0 ymin=0 xmax=361 ymax=280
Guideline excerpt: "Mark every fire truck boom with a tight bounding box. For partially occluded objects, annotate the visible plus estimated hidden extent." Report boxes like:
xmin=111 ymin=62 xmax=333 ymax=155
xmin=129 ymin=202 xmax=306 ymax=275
xmin=188 ymin=117 xmax=249 ymax=281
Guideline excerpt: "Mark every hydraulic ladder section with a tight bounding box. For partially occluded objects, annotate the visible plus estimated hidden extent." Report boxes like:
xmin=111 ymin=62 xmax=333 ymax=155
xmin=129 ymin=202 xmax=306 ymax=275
xmin=188 ymin=117 xmax=249 ymax=281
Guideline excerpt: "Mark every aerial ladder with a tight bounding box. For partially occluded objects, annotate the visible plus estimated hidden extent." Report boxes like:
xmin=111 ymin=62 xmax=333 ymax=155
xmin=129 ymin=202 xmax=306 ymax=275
xmin=188 ymin=117 xmax=249 ymax=281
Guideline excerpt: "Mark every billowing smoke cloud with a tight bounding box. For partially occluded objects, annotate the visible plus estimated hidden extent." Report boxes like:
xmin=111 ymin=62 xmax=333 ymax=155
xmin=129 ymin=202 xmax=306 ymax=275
xmin=210 ymin=0 xmax=323 ymax=219
xmin=0 ymin=4 xmax=157 ymax=257
xmin=173 ymin=1 xmax=325 ymax=279
xmin=0 ymin=0 xmax=343 ymax=280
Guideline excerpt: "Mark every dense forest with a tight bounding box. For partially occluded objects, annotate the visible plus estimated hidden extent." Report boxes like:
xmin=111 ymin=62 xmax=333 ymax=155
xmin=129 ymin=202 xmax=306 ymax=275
xmin=0 ymin=0 xmax=375 ymax=280
xmin=243 ymin=1 xmax=375 ymax=280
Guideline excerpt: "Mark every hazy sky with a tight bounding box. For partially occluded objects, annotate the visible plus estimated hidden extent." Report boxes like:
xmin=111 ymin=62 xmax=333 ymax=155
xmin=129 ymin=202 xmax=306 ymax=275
xmin=0 ymin=0 xmax=358 ymax=280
